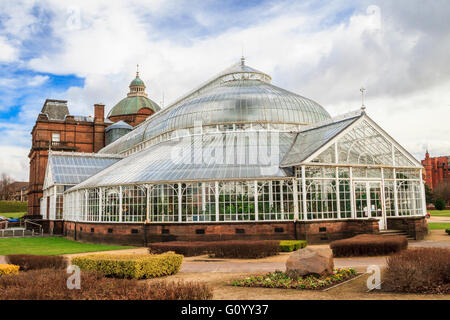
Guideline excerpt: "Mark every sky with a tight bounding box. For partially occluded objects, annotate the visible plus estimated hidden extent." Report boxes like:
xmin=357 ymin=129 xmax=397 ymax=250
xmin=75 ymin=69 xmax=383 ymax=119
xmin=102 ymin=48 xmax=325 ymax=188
xmin=0 ymin=0 xmax=449 ymax=181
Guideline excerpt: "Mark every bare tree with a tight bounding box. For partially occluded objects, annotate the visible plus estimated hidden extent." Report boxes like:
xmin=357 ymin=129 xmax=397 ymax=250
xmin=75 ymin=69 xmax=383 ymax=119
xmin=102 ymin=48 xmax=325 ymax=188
xmin=434 ymin=180 xmax=450 ymax=204
xmin=0 ymin=173 xmax=14 ymax=200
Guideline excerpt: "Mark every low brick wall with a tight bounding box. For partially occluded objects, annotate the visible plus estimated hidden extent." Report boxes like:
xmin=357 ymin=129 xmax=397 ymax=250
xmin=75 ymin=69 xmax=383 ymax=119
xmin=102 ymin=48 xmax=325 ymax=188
xmin=387 ymin=216 xmax=428 ymax=240
xmin=295 ymin=219 xmax=379 ymax=243
xmin=60 ymin=219 xmax=383 ymax=245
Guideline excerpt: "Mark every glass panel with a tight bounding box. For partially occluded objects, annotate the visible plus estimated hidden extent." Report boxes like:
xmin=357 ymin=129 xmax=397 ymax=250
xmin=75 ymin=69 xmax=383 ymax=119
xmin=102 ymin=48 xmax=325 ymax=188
xmin=337 ymin=120 xmax=393 ymax=165
xmin=354 ymin=182 xmax=368 ymax=218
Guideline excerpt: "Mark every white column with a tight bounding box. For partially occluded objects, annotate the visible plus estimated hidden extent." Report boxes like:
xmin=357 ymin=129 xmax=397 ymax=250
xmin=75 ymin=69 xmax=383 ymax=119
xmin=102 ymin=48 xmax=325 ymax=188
xmin=335 ymin=167 xmax=341 ymax=219
xmin=119 ymin=186 xmax=123 ymax=222
xmin=52 ymin=188 xmax=57 ymax=220
xmin=84 ymin=190 xmax=88 ymax=222
xmin=178 ymin=183 xmax=182 ymax=222
xmin=393 ymin=168 xmax=399 ymax=216
xmin=419 ymin=169 xmax=427 ymax=216
xmin=280 ymin=181 xmax=285 ymax=219
xmin=215 ymin=181 xmax=219 ymax=222
xmin=98 ymin=188 xmax=103 ymax=222
xmin=201 ymin=183 xmax=206 ymax=212
xmin=301 ymin=166 xmax=307 ymax=220
xmin=145 ymin=185 xmax=150 ymax=223
xmin=350 ymin=167 xmax=355 ymax=219
xmin=254 ymin=180 xmax=259 ymax=221
xmin=292 ymin=178 xmax=299 ymax=221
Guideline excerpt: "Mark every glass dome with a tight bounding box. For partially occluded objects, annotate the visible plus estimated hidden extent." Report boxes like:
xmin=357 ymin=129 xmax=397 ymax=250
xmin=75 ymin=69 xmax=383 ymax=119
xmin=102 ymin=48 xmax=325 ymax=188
xmin=100 ymin=60 xmax=331 ymax=155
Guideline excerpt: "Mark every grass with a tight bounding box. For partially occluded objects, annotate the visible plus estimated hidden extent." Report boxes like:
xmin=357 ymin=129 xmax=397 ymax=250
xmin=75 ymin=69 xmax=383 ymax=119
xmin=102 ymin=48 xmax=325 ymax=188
xmin=429 ymin=210 xmax=450 ymax=217
xmin=427 ymin=222 xmax=450 ymax=230
xmin=0 ymin=200 xmax=27 ymax=213
xmin=0 ymin=237 xmax=135 ymax=255
xmin=1 ymin=212 xmax=26 ymax=219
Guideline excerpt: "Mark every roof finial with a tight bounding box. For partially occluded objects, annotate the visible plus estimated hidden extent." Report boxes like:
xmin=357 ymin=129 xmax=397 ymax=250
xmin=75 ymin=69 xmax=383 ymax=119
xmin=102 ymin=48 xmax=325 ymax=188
xmin=360 ymin=87 xmax=366 ymax=112
xmin=240 ymin=55 xmax=245 ymax=66
xmin=136 ymin=64 xmax=140 ymax=77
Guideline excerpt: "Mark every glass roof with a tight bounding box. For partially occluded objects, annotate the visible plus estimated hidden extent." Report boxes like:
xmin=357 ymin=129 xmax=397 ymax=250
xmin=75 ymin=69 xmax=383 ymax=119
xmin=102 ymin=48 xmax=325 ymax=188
xmin=45 ymin=153 xmax=123 ymax=187
xmin=281 ymin=116 xmax=360 ymax=167
xmin=71 ymin=131 xmax=296 ymax=190
xmin=99 ymin=61 xmax=331 ymax=155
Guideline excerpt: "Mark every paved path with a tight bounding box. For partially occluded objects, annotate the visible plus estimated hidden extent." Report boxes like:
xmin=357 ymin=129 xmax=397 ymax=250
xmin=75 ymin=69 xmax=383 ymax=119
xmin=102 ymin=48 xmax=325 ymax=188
xmin=409 ymin=241 xmax=450 ymax=249
xmin=0 ymin=256 xmax=7 ymax=264
xmin=180 ymin=256 xmax=388 ymax=273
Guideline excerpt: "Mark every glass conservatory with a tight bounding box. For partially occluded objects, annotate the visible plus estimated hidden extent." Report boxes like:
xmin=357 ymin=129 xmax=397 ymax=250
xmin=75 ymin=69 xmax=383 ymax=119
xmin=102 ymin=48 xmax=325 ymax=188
xmin=43 ymin=59 xmax=426 ymax=233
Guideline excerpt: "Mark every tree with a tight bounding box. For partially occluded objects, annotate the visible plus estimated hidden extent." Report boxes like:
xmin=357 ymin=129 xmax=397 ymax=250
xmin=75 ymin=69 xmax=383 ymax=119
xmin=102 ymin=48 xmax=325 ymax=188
xmin=0 ymin=173 xmax=14 ymax=200
xmin=434 ymin=198 xmax=446 ymax=211
xmin=434 ymin=180 xmax=450 ymax=205
xmin=425 ymin=184 xmax=434 ymax=204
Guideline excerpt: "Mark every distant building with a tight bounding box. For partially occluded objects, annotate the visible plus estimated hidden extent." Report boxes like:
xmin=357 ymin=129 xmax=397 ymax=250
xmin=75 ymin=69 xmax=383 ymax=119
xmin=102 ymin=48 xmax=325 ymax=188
xmin=8 ymin=182 xmax=29 ymax=202
xmin=421 ymin=151 xmax=450 ymax=189
xmin=27 ymin=71 xmax=160 ymax=216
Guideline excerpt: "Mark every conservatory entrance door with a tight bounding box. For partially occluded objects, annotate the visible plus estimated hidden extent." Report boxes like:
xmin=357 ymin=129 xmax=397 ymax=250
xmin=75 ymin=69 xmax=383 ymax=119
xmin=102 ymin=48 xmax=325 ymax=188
xmin=353 ymin=181 xmax=386 ymax=230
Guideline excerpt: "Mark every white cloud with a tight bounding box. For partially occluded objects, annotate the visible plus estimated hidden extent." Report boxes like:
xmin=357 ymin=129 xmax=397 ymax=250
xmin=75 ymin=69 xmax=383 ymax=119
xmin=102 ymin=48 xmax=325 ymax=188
xmin=0 ymin=146 xmax=29 ymax=181
xmin=0 ymin=0 xmax=450 ymax=180
xmin=0 ymin=36 xmax=17 ymax=62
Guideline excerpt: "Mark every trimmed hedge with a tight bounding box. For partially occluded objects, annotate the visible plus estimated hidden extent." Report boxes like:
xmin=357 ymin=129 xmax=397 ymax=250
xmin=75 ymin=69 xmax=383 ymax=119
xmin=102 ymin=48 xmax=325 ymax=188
xmin=330 ymin=234 xmax=408 ymax=257
xmin=0 ymin=264 xmax=20 ymax=276
xmin=384 ymin=248 xmax=450 ymax=294
xmin=0 ymin=269 xmax=213 ymax=300
xmin=149 ymin=240 xmax=280 ymax=258
xmin=6 ymin=255 xmax=68 ymax=271
xmin=72 ymin=252 xmax=183 ymax=279
xmin=149 ymin=242 xmax=210 ymax=257
xmin=446 ymin=229 xmax=450 ymax=235
xmin=279 ymin=240 xmax=307 ymax=252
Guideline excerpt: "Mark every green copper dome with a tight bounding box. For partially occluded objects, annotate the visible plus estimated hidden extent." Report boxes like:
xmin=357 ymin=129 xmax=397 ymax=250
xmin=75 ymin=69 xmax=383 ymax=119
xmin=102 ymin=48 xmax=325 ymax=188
xmin=130 ymin=77 xmax=145 ymax=87
xmin=107 ymin=71 xmax=161 ymax=118
xmin=107 ymin=96 xmax=161 ymax=117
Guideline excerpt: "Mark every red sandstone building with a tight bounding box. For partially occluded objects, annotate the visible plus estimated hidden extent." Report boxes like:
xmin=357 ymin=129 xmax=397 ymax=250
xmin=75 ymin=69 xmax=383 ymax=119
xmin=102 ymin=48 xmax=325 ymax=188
xmin=27 ymin=72 xmax=160 ymax=216
xmin=421 ymin=151 xmax=450 ymax=189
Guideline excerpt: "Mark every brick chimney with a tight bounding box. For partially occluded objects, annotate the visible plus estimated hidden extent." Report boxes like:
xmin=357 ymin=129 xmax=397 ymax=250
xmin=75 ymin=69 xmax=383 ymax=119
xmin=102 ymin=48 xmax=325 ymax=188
xmin=93 ymin=103 xmax=106 ymax=152
xmin=94 ymin=103 xmax=105 ymax=123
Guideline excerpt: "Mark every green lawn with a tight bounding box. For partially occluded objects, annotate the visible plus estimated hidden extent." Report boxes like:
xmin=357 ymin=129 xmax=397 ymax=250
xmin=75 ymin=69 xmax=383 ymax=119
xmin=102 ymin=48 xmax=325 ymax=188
xmin=0 ymin=200 xmax=27 ymax=213
xmin=1 ymin=212 xmax=26 ymax=219
xmin=428 ymin=222 xmax=450 ymax=230
xmin=0 ymin=237 xmax=135 ymax=256
xmin=429 ymin=210 xmax=450 ymax=217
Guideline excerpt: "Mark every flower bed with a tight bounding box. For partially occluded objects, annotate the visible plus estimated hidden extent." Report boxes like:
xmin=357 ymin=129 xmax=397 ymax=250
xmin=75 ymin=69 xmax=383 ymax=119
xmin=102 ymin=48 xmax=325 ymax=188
xmin=231 ymin=268 xmax=357 ymax=290
xmin=330 ymin=234 xmax=408 ymax=257
xmin=0 ymin=264 xmax=20 ymax=276
xmin=72 ymin=252 xmax=183 ymax=279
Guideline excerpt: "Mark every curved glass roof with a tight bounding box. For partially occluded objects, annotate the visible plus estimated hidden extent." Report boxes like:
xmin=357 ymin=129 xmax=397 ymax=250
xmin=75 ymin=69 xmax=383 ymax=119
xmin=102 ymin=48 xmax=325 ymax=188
xmin=72 ymin=131 xmax=296 ymax=190
xmin=99 ymin=61 xmax=331 ymax=155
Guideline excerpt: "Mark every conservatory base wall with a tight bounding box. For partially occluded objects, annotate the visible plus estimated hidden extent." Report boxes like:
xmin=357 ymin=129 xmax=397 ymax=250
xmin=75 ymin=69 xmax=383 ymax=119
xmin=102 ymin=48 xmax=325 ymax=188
xmin=386 ymin=216 xmax=428 ymax=240
xmin=57 ymin=219 xmax=386 ymax=246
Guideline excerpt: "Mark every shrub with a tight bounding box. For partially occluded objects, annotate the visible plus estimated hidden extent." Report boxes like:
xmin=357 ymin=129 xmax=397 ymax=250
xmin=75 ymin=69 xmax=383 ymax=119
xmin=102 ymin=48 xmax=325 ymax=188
xmin=383 ymin=248 xmax=450 ymax=294
xmin=6 ymin=255 xmax=68 ymax=271
xmin=279 ymin=240 xmax=307 ymax=252
xmin=0 ymin=269 xmax=212 ymax=300
xmin=149 ymin=241 xmax=280 ymax=259
xmin=330 ymin=234 xmax=408 ymax=257
xmin=209 ymin=240 xmax=279 ymax=258
xmin=149 ymin=242 xmax=210 ymax=257
xmin=446 ymin=229 xmax=450 ymax=235
xmin=434 ymin=198 xmax=446 ymax=210
xmin=72 ymin=252 xmax=183 ymax=279
xmin=0 ymin=264 xmax=20 ymax=276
